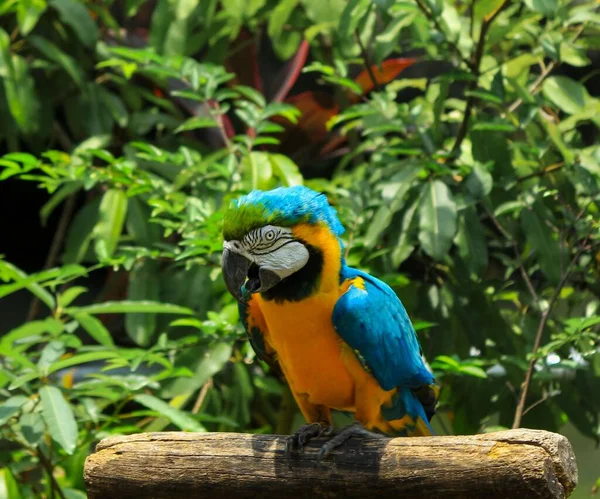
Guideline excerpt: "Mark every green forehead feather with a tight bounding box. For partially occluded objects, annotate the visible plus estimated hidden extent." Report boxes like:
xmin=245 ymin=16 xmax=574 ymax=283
xmin=222 ymin=186 xmax=345 ymax=241
xmin=222 ymin=202 xmax=303 ymax=240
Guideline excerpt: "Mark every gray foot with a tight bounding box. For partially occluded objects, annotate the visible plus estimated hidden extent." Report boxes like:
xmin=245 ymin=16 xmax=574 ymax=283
xmin=316 ymin=422 xmax=387 ymax=465
xmin=285 ymin=422 xmax=332 ymax=469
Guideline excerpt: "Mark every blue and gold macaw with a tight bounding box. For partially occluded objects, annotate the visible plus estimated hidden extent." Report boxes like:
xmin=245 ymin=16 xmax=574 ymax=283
xmin=222 ymin=186 xmax=437 ymax=461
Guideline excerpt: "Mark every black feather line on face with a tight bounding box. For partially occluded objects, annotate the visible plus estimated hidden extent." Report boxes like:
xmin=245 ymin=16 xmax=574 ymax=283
xmin=260 ymin=241 xmax=323 ymax=303
xmin=250 ymin=238 xmax=298 ymax=256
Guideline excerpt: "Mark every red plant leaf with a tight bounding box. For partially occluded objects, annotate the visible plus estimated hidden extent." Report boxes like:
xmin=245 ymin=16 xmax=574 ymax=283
xmin=280 ymin=91 xmax=339 ymax=144
xmin=272 ymin=40 xmax=310 ymax=103
xmin=353 ymin=58 xmax=417 ymax=97
xmin=224 ymin=29 xmax=263 ymax=92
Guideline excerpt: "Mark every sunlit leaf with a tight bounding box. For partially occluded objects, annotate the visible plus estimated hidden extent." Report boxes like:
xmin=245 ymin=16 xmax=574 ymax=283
xmin=418 ymin=180 xmax=457 ymax=260
xmin=93 ymin=189 xmax=128 ymax=259
xmin=133 ymin=394 xmax=205 ymax=432
xmin=39 ymin=386 xmax=78 ymax=454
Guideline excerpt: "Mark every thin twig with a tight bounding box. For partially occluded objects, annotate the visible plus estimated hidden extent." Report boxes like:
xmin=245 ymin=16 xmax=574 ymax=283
xmin=507 ymin=24 xmax=586 ymax=114
xmin=512 ymin=232 xmax=592 ymax=429
xmin=192 ymin=378 xmax=213 ymax=414
xmin=522 ymin=389 xmax=557 ymax=417
xmin=516 ymin=162 xmax=565 ymax=183
xmin=469 ymin=0 xmax=476 ymax=39
xmin=507 ymin=61 xmax=557 ymax=114
xmin=37 ymin=447 xmax=67 ymax=499
xmin=27 ymin=123 xmax=76 ymax=321
xmin=27 ymin=194 xmax=77 ymax=321
xmin=355 ymin=29 xmax=379 ymax=92
xmin=482 ymin=204 xmax=539 ymax=303
xmin=452 ymin=0 xmax=512 ymax=155
xmin=413 ymin=0 xmax=473 ymax=70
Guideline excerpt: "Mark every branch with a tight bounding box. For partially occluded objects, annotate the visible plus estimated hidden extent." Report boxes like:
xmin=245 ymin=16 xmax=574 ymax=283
xmin=482 ymin=203 xmax=539 ymax=303
xmin=413 ymin=0 xmax=472 ymax=70
xmin=84 ymin=430 xmax=578 ymax=498
xmin=355 ymin=29 xmax=379 ymax=92
xmin=27 ymin=195 xmax=77 ymax=320
xmin=451 ymin=0 xmax=512 ymax=156
xmin=516 ymin=162 xmax=565 ymax=183
xmin=512 ymin=233 xmax=591 ymax=429
xmin=37 ymin=447 xmax=66 ymax=499
xmin=507 ymin=24 xmax=586 ymax=114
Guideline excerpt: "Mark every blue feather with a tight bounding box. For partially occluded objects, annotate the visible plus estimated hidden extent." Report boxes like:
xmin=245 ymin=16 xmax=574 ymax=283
xmin=232 ymin=186 xmax=345 ymax=237
xmin=332 ymin=265 xmax=435 ymax=428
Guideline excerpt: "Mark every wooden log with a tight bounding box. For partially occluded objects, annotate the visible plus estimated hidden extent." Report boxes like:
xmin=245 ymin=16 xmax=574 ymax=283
xmin=84 ymin=429 xmax=578 ymax=499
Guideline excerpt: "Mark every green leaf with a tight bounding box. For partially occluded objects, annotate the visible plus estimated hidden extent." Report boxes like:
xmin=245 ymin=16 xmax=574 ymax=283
xmin=0 ymin=261 xmax=55 ymax=310
xmin=47 ymin=351 xmax=120 ymax=375
xmin=125 ymin=260 xmax=160 ymax=347
xmin=72 ymin=313 xmax=114 ymax=347
xmin=17 ymin=0 xmax=47 ymax=35
xmin=524 ymin=0 xmax=557 ymax=17
xmin=0 ymin=396 xmax=29 ymax=425
xmin=494 ymin=200 xmax=525 ymax=217
xmin=339 ymin=0 xmax=371 ymax=39
xmin=365 ymin=166 xmax=421 ymax=249
xmin=542 ymin=76 xmax=591 ymax=115
xmin=268 ymin=154 xmax=303 ymax=186
xmin=391 ymin=192 xmax=422 ymax=267
xmin=50 ymin=0 xmax=98 ymax=47
xmin=39 ymin=386 xmax=78 ymax=454
xmin=19 ymin=412 xmax=45 ymax=446
xmin=29 ymin=36 xmax=84 ymax=87
xmin=465 ymin=163 xmax=493 ymax=199
xmin=93 ymin=189 xmax=128 ymax=259
xmin=67 ymin=300 xmax=194 ymax=316
xmin=38 ymin=341 xmax=66 ymax=371
xmin=0 ymin=319 xmax=62 ymax=357
xmin=174 ymin=116 xmax=218 ymax=133
xmin=268 ymin=0 xmax=298 ymax=38
xmin=63 ymin=199 xmax=100 ymax=264
xmin=162 ymin=343 xmax=232 ymax=397
xmin=418 ymin=180 xmax=457 ymax=260
xmin=471 ymin=122 xmax=517 ymax=132
xmin=58 ymin=286 xmax=87 ymax=308
xmin=268 ymin=0 xmax=301 ymax=59
xmin=520 ymin=205 xmax=561 ymax=284
xmin=126 ymin=197 xmax=160 ymax=246
xmin=0 ymin=467 xmax=22 ymax=499
xmin=63 ymin=489 xmax=87 ymax=499
xmin=243 ymin=152 xmax=274 ymax=190
xmin=458 ymin=365 xmax=488 ymax=378
xmin=234 ymin=85 xmax=266 ymax=108
xmin=40 ymin=182 xmax=81 ymax=227
xmin=133 ymin=394 xmax=205 ymax=432
xmin=456 ymin=206 xmax=488 ymax=276
xmin=0 ymin=31 xmax=41 ymax=135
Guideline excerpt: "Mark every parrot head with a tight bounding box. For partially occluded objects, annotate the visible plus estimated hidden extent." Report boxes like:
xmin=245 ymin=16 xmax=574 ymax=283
xmin=222 ymin=186 xmax=344 ymax=302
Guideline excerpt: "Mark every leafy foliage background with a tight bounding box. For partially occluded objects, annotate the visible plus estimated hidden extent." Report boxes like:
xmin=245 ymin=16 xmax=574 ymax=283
xmin=0 ymin=0 xmax=599 ymax=496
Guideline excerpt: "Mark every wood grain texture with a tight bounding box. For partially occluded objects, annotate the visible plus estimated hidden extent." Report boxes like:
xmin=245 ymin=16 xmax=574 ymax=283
xmin=84 ymin=429 xmax=578 ymax=499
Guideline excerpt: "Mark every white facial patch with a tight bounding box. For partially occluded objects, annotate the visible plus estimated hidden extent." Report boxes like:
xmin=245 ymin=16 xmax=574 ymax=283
xmin=224 ymin=225 xmax=310 ymax=279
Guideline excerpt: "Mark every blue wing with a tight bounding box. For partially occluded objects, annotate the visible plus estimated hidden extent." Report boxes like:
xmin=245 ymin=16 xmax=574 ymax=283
xmin=332 ymin=266 xmax=436 ymax=427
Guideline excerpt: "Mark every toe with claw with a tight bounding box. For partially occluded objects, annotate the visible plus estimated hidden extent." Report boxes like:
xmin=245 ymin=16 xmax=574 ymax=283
xmin=316 ymin=422 xmax=387 ymax=466
xmin=285 ymin=422 xmax=332 ymax=469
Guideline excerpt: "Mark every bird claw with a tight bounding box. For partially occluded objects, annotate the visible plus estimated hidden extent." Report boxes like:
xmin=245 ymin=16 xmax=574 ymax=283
xmin=285 ymin=422 xmax=331 ymax=469
xmin=315 ymin=422 xmax=386 ymax=467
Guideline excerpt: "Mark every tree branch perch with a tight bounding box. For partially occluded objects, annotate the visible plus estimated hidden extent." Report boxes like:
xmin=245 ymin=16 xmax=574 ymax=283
xmin=84 ymin=429 xmax=578 ymax=498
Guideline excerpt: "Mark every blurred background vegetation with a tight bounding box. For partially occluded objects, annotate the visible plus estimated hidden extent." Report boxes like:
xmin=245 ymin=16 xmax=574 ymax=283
xmin=0 ymin=0 xmax=599 ymax=496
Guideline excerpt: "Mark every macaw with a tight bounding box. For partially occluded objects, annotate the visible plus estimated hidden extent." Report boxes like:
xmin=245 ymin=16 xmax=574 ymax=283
xmin=221 ymin=185 xmax=437 ymax=461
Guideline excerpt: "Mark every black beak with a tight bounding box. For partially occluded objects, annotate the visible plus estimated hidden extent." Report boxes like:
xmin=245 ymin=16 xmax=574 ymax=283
xmin=222 ymin=248 xmax=282 ymax=302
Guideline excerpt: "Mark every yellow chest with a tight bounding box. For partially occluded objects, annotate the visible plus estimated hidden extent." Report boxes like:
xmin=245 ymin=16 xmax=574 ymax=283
xmin=256 ymin=291 xmax=359 ymax=410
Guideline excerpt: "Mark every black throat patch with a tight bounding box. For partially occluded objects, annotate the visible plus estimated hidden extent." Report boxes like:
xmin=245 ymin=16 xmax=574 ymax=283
xmin=260 ymin=243 xmax=323 ymax=303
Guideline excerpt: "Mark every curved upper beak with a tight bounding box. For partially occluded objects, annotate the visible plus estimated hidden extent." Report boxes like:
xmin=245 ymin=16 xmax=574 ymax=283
xmin=222 ymin=248 xmax=282 ymax=302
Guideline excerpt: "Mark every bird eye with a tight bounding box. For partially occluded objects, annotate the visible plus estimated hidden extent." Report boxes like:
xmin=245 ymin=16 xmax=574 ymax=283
xmin=264 ymin=229 xmax=276 ymax=241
